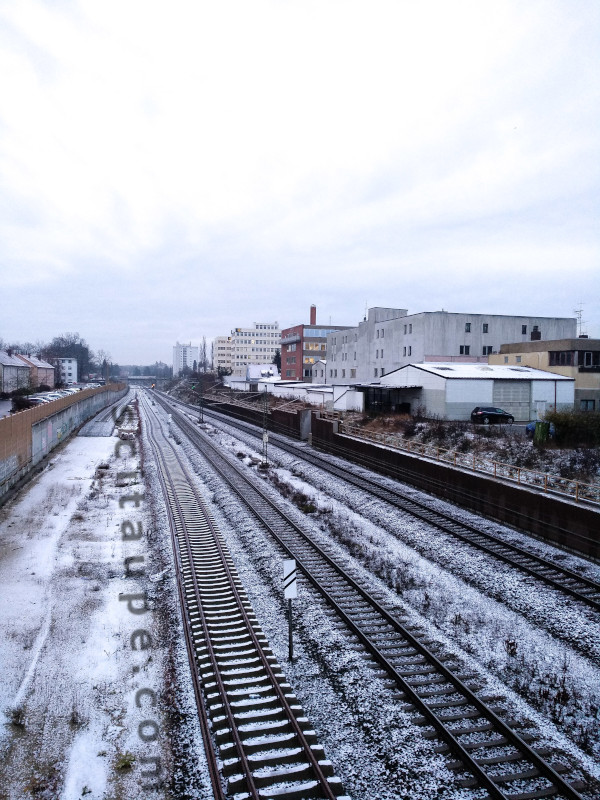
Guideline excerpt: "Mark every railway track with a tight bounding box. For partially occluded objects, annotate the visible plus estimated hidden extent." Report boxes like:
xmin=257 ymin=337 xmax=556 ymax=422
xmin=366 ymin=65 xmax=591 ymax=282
xmin=153 ymin=392 xmax=589 ymax=800
xmin=78 ymin=390 xmax=133 ymax=436
xmin=164 ymin=393 xmax=600 ymax=615
xmin=141 ymin=394 xmax=347 ymax=800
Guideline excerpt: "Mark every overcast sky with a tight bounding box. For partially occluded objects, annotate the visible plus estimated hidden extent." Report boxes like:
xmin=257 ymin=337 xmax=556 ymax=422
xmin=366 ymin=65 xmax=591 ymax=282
xmin=1 ymin=0 xmax=598 ymax=365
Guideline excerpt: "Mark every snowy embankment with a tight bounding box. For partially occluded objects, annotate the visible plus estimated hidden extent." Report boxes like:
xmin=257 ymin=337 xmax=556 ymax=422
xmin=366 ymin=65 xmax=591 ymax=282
xmin=0 ymin=402 xmax=210 ymax=800
xmin=186 ymin=411 xmax=600 ymax=784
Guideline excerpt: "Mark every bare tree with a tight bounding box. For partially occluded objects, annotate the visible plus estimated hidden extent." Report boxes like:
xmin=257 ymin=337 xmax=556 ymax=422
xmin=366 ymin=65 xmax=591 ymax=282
xmin=199 ymin=336 xmax=208 ymax=373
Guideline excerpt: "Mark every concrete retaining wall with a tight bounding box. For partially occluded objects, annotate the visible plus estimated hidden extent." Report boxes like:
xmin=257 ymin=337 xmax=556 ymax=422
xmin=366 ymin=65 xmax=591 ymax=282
xmin=0 ymin=383 xmax=128 ymax=502
xmin=312 ymin=416 xmax=600 ymax=561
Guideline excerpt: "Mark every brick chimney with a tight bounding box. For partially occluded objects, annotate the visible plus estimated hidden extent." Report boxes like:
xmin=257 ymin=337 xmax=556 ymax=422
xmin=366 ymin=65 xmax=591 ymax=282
xmin=310 ymin=304 xmax=316 ymax=325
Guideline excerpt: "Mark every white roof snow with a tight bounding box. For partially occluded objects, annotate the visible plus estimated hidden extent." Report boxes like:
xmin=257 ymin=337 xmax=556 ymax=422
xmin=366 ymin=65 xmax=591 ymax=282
xmin=398 ymin=363 xmax=573 ymax=381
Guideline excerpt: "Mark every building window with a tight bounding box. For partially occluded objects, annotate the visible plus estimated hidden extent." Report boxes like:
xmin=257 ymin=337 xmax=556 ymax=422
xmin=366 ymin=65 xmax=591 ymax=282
xmin=403 ymin=347 xmax=407 ymax=356
xmin=381 ymin=349 xmax=383 ymax=358
xmin=581 ymin=399 xmax=595 ymax=411
xmin=409 ymin=324 xmax=412 ymax=334
xmin=465 ymin=322 xmax=471 ymax=333
xmin=342 ymin=369 xmax=345 ymax=378
xmin=482 ymin=323 xmax=488 ymax=333
xmin=516 ymin=356 xmax=522 ymax=362
xmin=549 ymin=351 xmax=573 ymax=366
xmin=376 ymin=330 xmax=379 ymax=338
xmin=334 ymin=369 xmax=338 ymax=377
xmin=404 ymin=325 xmax=407 ymax=334
xmin=460 ymin=345 xmax=470 ymax=355
xmin=375 ymin=349 xmax=378 ymax=358
xmin=482 ymin=346 xmax=493 ymax=355
xmin=350 ymin=369 xmax=356 ymax=378
xmin=330 ymin=370 xmax=333 ymax=377
xmin=374 ymin=368 xmax=378 ymax=377
xmin=381 ymin=329 xmax=384 ymax=338
xmin=380 ymin=368 xmax=384 ymax=376
xmin=408 ymin=346 xmax=412 ymax=356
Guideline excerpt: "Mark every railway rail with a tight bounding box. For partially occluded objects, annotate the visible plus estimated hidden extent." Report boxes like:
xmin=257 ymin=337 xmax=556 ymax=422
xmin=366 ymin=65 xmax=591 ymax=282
xmin=152 ymin=391 xmax=589 ymax=800
xmin=163 ymin=393 xmax=600 ymax=615
xmin=140 ymin=393 xmax=346 ymax=800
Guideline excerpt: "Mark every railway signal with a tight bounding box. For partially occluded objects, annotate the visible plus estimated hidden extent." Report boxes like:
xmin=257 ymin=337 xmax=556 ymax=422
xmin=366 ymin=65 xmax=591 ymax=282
xmin=283 ymin=559 xmax=297 ymax=660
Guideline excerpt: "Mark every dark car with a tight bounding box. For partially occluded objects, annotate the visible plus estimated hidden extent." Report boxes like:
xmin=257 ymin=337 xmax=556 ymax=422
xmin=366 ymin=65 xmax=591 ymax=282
xmin=471 ymin=406 xmax=514 ymax=424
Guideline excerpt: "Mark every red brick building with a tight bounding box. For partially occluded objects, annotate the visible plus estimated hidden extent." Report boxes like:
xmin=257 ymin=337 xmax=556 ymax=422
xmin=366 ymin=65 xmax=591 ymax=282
xmin=280 ymin=305 xmax=352 ymax=381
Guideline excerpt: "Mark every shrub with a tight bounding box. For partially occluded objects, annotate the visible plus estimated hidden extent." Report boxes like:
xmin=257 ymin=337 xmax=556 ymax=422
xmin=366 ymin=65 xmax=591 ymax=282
xmin=545 ymin=410 xmax=600 ymax=447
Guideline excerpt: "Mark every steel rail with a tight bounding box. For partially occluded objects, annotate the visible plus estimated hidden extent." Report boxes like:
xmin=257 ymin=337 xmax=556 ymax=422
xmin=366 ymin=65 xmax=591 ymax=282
xmin=164 ymin=393 xmax=600 ymax=612
xmin=143 ymin=403 xmax=228 ymax=799
xmin=142 ymin=394 xmax=340 ymax=800
xmin=163 ymin=397 xmax=586 ymax=800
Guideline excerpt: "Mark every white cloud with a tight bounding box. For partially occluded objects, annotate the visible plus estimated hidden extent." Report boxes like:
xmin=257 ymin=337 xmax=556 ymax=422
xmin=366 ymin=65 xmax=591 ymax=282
xmin=0 ymin=0 xmax=598 ymax=360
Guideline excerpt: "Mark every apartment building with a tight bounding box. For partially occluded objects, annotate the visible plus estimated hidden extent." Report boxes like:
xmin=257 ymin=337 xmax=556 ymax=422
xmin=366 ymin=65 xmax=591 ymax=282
xmin=54 ymin=357 xmax=78 ymax=384
xmin=172 ymin=342 xmax=199 ymax=377
xmin=326 ymin=307 xmax=577 ymax=384
xmin=229 ymin=322 xmax=280 ymax=378
xmin=213 ymin=335 xmax=232 ymax=373
xmin=281 ymin=305 xmax=352 ymax=381
xmin=15 ymin=354 xmax=55 ymax=388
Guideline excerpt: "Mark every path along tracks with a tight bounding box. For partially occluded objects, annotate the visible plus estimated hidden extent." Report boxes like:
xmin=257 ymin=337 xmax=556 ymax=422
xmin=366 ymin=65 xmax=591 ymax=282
xmin=141 ymin=394 xmax=347 ymax=800
xmin=169 ymin=395 xmax=600 ymax=615
xmin=149 ymin=392 xmax=590 ymax=800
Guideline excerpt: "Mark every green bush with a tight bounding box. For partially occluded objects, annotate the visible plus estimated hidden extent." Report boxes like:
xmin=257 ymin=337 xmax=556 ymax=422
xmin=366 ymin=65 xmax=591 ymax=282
xmin=545 ymin=410 xmax=600 ymax=447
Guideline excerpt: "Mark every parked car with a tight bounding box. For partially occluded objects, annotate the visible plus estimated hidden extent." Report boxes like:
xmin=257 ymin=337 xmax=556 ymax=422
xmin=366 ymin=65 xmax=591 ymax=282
xmin=471 ymin=406 xmax=514 ymax=424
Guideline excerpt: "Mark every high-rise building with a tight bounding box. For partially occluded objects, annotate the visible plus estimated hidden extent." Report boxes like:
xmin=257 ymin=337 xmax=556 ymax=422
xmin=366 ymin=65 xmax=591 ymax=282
xmin=173 ymin=342 xmax=199 ymax=377
xmin=229 ymin=322 xmax=280 ymax=378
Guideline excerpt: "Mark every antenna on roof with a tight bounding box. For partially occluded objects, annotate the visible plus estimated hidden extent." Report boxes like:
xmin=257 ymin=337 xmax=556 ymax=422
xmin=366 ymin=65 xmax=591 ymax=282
xmin=364 ymin=300 xmax=367 ymax=322
xmin=573 ymin=303 xmax=587 ymax=337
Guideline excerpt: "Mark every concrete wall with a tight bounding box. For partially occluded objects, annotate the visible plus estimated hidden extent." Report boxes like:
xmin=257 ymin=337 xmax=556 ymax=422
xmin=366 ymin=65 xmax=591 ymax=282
xmin=0 ymin=383 xmax=128 ymax=502
xmin=312 ymin=415 xmax=600 ymax=560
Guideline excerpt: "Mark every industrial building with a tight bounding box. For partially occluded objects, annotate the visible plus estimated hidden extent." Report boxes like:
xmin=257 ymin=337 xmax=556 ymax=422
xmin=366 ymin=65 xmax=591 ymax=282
xmin=326 ymin=307 xmax=578 ymax=384
xmin=365 ymin=363 xmax=575 ymax=420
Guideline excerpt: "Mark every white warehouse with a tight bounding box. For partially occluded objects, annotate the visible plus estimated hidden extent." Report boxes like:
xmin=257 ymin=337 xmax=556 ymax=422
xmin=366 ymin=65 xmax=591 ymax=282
xmin=367 ymin=363 xmax=575 ymax=421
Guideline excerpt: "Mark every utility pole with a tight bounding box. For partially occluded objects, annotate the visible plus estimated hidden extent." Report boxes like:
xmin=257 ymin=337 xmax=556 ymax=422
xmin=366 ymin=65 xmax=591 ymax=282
xmin=262 ymin=387 xmax=269 ymax=465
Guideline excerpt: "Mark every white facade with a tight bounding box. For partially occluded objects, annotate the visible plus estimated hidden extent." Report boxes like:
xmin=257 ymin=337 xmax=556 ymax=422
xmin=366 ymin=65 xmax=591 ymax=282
xmin=379 ymin=363 xmax=574 ymax=420
xmin=327 ymin=308 xmax=578 ymax=384
xmin=173 ymin=342 xmax=199 ymax=377
xmin=310 ymin=359 xmax=327 ymax=383
xmin=55 ymin=357 xmax=78 ymax=384
xmin=230 ymin=322 xmax=281 ymax=378
xmin=214 ymin=336 xmax=232 ymax=372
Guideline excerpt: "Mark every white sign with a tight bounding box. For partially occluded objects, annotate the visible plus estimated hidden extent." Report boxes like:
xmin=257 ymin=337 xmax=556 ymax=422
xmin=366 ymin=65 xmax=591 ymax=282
xmin=283 ymin=559 xmax=297 ymax=599
xmin=263 ymin=432 xmax=269 ymax=443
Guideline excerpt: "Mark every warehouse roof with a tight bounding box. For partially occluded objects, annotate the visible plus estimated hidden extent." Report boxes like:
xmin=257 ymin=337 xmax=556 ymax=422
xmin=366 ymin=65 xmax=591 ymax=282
xmin=382 ymin=363 xmax=573 ymax=382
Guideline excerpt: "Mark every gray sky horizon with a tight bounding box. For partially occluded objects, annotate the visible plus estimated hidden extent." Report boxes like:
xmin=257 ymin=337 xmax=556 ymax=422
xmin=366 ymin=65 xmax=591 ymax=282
xmin=1 ymin=1 xmax=598 ymax=365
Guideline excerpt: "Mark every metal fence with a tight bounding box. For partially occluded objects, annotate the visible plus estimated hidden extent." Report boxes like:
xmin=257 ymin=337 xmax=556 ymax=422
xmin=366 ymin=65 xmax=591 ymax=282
xmin=338 ymin=423 xmax=600 ymax=506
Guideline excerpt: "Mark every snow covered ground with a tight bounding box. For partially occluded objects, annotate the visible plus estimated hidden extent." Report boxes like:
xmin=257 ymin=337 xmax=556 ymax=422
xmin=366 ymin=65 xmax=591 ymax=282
xmin=2 ymin=392 xmax=599 ymax=799
xmin=174 ymin=405 xmax=600 ymax=793
xmin=0 ymin=403 xmax=209 ymax=800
